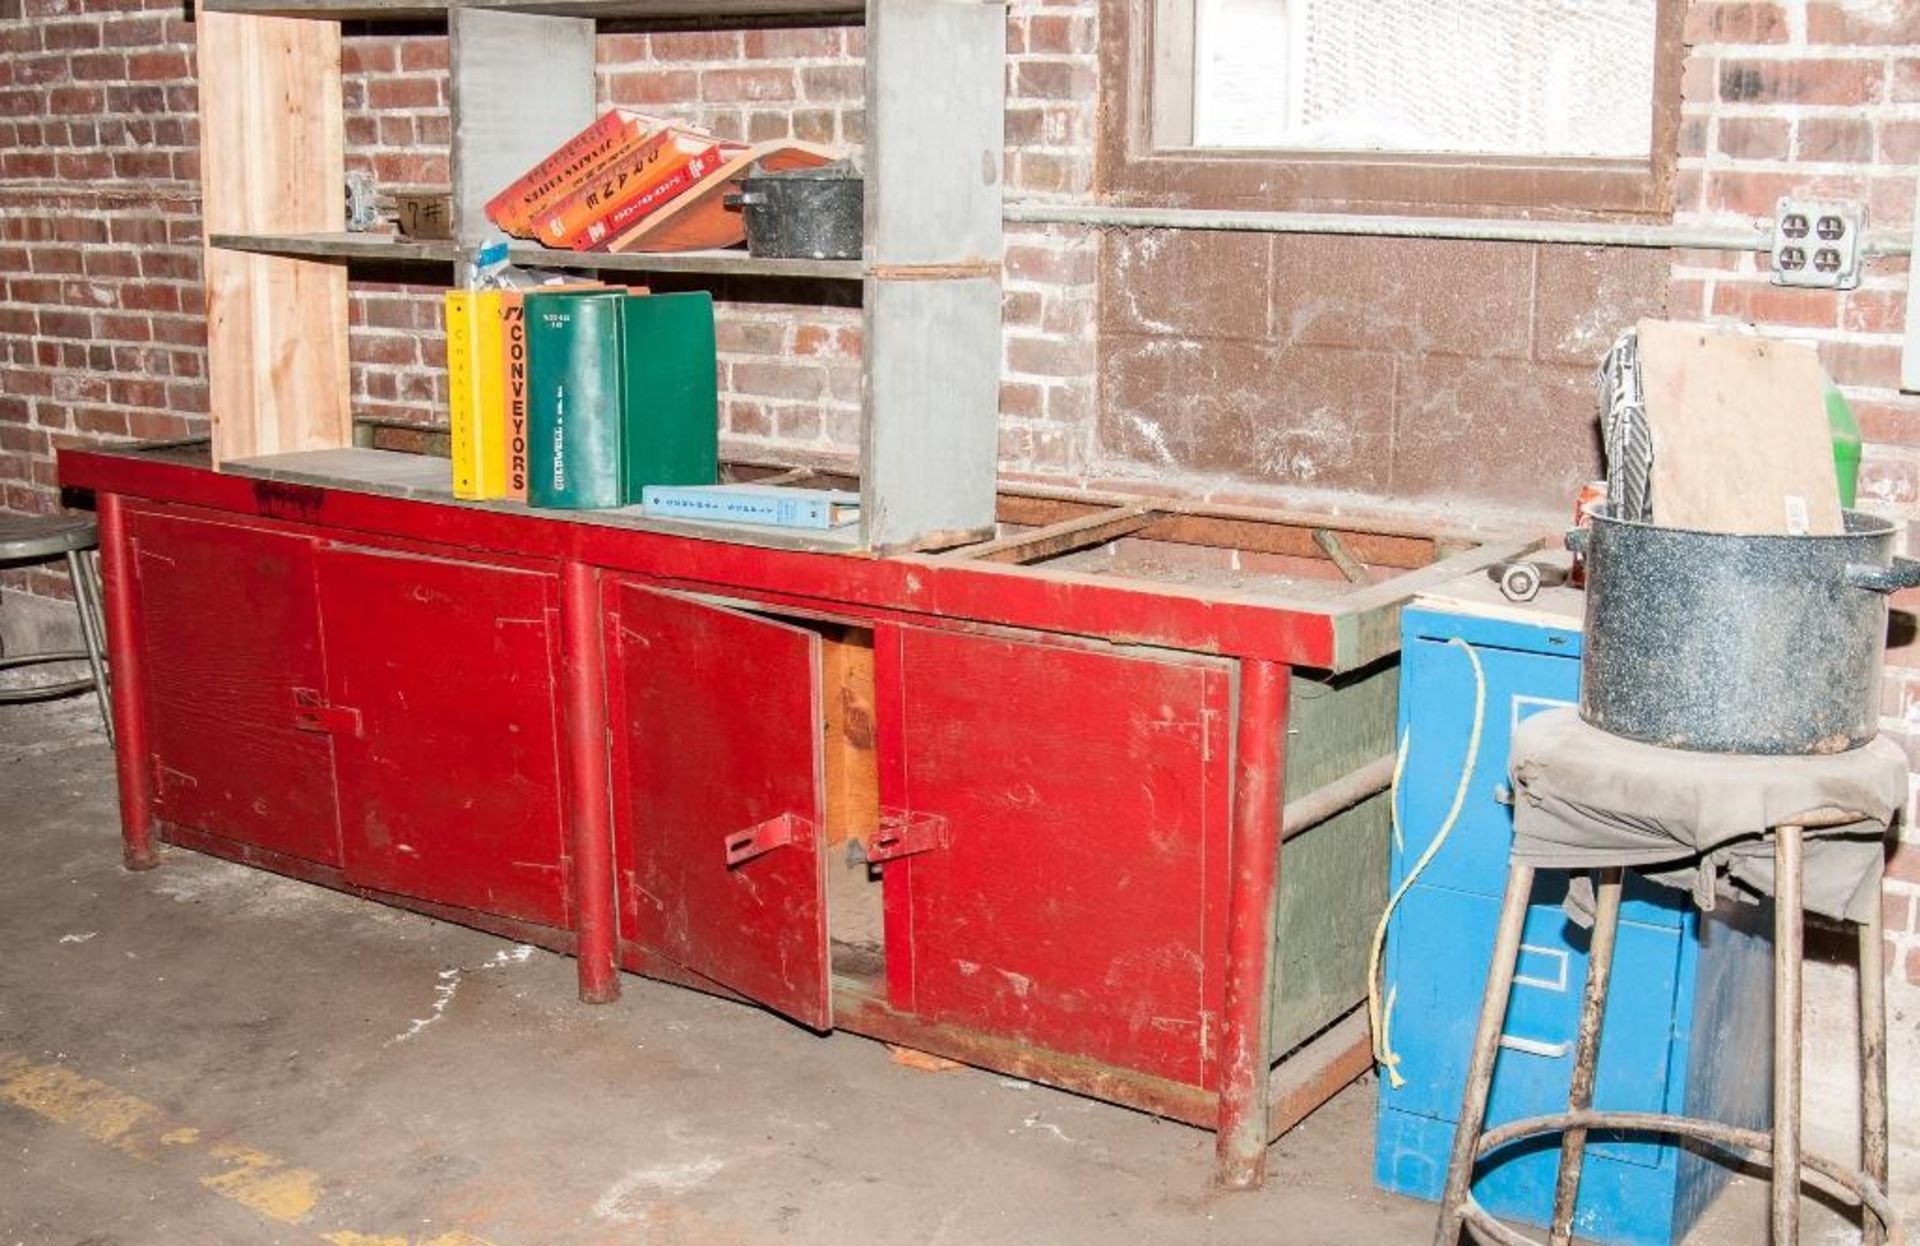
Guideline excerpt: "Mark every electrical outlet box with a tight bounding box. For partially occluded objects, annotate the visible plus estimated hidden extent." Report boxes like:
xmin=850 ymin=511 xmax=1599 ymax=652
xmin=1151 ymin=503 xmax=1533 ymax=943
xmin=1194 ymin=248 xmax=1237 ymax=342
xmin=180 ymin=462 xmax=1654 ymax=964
xmin=1771 ymin=198 xmax=1863 ymax=290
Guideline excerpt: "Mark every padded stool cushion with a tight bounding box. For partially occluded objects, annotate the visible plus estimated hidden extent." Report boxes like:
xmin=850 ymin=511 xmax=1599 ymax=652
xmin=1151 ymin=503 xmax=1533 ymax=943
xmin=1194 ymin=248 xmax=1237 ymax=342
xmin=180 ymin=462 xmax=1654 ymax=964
xmin=1511 ymin=707 xmax=1906 ymax=923
xmin=0 ymin=514 xmax=98 ymax=561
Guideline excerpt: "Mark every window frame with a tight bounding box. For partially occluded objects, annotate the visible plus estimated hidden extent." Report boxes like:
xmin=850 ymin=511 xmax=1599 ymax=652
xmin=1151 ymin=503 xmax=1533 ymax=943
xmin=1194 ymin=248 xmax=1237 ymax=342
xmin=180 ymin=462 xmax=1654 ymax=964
xmin=1098 ymin=0 xmax=1688 ymax=218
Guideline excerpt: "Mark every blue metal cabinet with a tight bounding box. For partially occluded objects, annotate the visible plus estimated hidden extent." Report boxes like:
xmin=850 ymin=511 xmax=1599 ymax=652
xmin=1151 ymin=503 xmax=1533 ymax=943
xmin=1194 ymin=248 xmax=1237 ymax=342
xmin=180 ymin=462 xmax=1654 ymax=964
xmin=1376 ymin=597 xmax=1772 ymax=1246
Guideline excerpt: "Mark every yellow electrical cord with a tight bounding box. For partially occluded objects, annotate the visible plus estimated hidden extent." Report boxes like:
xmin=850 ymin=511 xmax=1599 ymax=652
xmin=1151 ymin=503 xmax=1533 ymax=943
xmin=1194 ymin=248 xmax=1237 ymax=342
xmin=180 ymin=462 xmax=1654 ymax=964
xmin=1368 ymin=636 xmax=1488 ymax=1089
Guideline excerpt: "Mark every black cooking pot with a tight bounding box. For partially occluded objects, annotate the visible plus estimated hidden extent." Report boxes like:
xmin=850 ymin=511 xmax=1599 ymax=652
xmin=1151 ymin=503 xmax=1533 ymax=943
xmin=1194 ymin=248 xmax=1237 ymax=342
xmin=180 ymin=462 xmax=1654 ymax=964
xmin=1570 ymin=504 xmax=1920 ymax=754
xmin=724 ymin=165 xmax=863 ymax=261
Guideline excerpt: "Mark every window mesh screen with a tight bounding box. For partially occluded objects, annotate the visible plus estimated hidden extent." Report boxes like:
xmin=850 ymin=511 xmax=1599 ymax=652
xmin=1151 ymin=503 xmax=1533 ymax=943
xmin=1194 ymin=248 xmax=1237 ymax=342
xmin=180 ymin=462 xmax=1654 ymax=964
xmin=1192 ymin=0 xmax=1658 ymax=159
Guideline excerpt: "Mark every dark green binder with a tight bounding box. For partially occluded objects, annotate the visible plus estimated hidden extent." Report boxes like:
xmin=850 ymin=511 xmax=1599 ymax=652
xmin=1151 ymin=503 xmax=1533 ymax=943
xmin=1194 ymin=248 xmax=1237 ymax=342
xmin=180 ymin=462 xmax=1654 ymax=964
xmin=620 ymin=291 xmax=719 ymax=496
xmin=526 ymin=288 xmax=626 ymax=510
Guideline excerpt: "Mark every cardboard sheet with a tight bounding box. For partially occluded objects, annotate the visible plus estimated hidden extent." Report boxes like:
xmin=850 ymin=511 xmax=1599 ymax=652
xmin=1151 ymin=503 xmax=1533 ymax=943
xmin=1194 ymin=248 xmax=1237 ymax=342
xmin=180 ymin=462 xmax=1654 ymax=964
xmin=1638 ymin=319 xmax=1842 ymax=536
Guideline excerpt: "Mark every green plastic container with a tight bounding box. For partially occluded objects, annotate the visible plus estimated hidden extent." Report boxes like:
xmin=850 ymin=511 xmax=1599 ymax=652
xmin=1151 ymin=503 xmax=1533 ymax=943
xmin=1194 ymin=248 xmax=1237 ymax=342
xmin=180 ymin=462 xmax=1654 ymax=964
xmin=1827 ymin=381 xmax=1861 ymax=507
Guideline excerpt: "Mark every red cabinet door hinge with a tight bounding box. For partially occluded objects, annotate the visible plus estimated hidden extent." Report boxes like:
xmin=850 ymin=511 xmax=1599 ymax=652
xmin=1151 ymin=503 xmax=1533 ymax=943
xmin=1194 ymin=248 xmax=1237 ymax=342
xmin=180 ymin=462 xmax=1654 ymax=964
xmin=723 ymin=812 xmax=813 ymax=867
xmin=866 ymin=808 xmax=950 ymax=863
xmin=290 ymin=687 xmax=362 ymax=737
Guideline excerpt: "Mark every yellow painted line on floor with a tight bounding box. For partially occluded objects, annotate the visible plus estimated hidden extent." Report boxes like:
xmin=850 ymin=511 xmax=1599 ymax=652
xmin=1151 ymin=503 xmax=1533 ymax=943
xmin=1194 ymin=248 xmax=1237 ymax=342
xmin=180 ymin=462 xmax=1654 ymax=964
xmin=0 ymin=1050 xmax=504 ymax=1246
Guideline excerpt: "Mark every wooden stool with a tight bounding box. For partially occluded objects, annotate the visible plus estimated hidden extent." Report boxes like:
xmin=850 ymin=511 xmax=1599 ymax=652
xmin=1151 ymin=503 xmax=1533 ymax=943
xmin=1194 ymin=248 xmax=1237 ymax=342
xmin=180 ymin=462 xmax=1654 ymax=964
xmin=1434 ymin=712 xmax=1904 ymax=1246
xmin=0 ymin=514 xmax=113 ymax=744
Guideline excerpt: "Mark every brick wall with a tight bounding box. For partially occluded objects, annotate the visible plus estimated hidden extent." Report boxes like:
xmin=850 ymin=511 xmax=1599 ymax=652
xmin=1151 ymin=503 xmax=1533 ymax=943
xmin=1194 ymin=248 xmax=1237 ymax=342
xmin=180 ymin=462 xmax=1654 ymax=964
xmin=0 ymin=0 xmax=204 ymax=599
xmin=1670 ymin=11 xmax=1920 ymax=1123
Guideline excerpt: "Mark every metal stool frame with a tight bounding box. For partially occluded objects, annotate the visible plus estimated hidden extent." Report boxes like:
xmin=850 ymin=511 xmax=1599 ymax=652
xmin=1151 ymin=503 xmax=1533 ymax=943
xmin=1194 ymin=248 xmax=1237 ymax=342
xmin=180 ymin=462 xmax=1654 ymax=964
xmin=0 ymin=540 xmax=114 ymax=745
xmin=1435 ymin=824 xmax=1900 ymax=1246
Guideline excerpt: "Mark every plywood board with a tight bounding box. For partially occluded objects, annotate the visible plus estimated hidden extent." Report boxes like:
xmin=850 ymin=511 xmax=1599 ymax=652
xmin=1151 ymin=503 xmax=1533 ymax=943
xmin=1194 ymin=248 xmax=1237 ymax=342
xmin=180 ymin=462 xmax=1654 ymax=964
xmin=862 ymin=277 xmax=1002 ymax=549
xmin=820 ymin=626 xmax=879 ymax=847
xmin=1638 ymin=318 xmax=1842 ymax=535
xmin=450 ymin=9 xmax=597 ymax=247
xmin=866 ymin=0 xmax=1005 ymax=266
xmin=196 ymin=5 xmax=350 ymax=463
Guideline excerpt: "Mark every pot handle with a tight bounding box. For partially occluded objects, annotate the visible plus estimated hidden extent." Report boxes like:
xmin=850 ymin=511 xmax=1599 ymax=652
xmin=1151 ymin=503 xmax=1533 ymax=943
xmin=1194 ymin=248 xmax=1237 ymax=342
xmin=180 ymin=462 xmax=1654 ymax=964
xmin=1564 ymin=527 xmax=1590 ymax=555
xmin=1844 ymin=557 xmax=1920 ymax=594
xmin=723 ymin=192 xmax=767 ymax=209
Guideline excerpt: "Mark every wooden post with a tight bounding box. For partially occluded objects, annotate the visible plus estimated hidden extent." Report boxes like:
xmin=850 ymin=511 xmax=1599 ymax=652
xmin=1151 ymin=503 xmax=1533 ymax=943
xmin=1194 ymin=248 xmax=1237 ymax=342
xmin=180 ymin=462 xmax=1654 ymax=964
xmin=1773 ymin=826 xmax=1805 ymax=1246
xmin=561 ymin=562 xmax=620 ymax=1004
xmin=96 ymin=494 xmax=157 ymax=871
xmin=1215 ymin=658 xmax=1288 ymax=1187
xmin=1549 ymin=867 xmax=1625 ymax=1246
xmin=1434 ymin=861 xmax=1538 ymax=1246
xmin=1859 ymin=890 xmax=1889 ymax=1246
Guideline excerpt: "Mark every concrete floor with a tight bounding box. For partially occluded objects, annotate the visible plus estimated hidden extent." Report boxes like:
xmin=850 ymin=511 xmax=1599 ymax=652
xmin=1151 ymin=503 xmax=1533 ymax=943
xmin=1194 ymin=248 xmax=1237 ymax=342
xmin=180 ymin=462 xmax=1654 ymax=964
xmin=0 ymin=694 xmax=1821 ymax=1246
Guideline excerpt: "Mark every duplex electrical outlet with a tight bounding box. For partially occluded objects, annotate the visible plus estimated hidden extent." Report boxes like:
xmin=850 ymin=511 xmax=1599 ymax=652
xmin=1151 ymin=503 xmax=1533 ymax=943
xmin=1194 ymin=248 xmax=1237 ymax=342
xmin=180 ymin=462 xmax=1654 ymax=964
xmin=1771 ymin=198 xmax=1863 ymax=290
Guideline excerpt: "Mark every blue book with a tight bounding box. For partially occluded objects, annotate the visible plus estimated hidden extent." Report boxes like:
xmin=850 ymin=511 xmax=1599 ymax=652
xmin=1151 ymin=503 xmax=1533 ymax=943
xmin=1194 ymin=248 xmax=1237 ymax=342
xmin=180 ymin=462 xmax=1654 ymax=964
xmin=640 ymin=483 xmax=861 ymax=531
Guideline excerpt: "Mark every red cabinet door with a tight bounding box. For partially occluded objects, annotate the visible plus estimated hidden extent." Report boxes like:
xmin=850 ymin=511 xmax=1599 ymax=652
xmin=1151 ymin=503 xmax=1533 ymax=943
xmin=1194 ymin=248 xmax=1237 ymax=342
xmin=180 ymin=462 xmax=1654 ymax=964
xmin=132 ymin=508 xmax=341 ymax=866
xmin=605 ymin=582 xmax=831 ymax=1030
xmin=315 ymin=543 xmax=570 ymax=930
xmin=877 ymin=623 xmax=1233 ymax=1089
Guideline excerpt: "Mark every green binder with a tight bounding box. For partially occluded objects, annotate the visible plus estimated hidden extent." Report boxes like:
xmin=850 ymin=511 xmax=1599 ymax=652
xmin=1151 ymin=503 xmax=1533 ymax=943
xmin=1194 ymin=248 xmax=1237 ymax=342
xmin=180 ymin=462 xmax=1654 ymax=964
xmin=620 ymin=291 xmax=719 ymax=496
xmin=526 ymin=288 xmax=626 ymax=510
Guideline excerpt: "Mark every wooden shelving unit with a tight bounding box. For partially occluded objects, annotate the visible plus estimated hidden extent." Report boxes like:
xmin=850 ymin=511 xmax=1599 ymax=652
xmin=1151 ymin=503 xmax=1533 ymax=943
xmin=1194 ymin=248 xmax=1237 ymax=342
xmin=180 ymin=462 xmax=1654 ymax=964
xmin=196 ymin=0 xmax=1004 ymax=550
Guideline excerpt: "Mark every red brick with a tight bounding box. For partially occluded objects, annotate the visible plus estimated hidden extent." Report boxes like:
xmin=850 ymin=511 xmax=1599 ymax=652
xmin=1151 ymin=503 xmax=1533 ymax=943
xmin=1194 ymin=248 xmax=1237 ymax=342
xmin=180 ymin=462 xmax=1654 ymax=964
xmin=798 ymin=65 xmax=862 ymax=101
xmin=341 ymin=39 xmax=395 ymax=75
xmin=1000 ymin=381 xmax=1043 ymax=419
xmin=746 ymin=110 xmax=791 ymax=142
xmin=743 ymin=28 xmax=839 ymax=59
xmin=1840 ymin=289 xmax=1907 ymax=335
xmin=41 ymin=21 xmax=100 ymax=51
xmin=1884 ymin=889 xmax=1916 ymax=936
xmin=1823 ymin=342 xmax=1906 ymax=391
xmin=1013 ymin=59 xmax=1091 ymax=102
xmin=126 ymin=50 xmax=186 ymax=81
xmin=366 ymin=75 xmax=439 ymax=110
xmin=1720 ymin=58 xmax=1883 ymax=106
xmin=1685 ymin=1 xmax=1790 ymax=44
xmin=1006 ymin=334 xmax=1095 ymax=378
xmin=1024 ymin=14 xmax=1092 ymax=54
xmin=604 ymin=68 xmax=698 ymax=106
xmin=1005 ymin=242 xmax=1096 ymax=287
xmin=1890 ymin=840 xmax=1920 ymax=884
xmin=1879 ymin=120 xmax=1920 ymax=167
xmin=1705 ymin=168 xmax=1864 ymax=217
xmin=398 ymin=38 xmax=448 ymax=72
xmin=731 ymin=360 xmax=825 ymax=401
xmin=1012 ymin=151 xmax=1088 ymax=195
xmin=46 ymin=85 xmax=101 ymax=114
xmin=650 ymin=30 xmax=741 ymax=61
xmin=1871 ymin=174 xmax=1916 ymax=230
xmin=1717 ymin=116 xmax=1790 ymax=160
xmin=1898 ymin=59 xmax=1920 ymax=104
xmin=1797 ymin=116 xmax=1873 ymax=164
xmin=1858 ymin=444 xmax=1920 ymax=507
xmin=1710 ymin=280 xmax=1840 ymax=329
xmin=1807 ymin=1 xmax=1920 ymax=44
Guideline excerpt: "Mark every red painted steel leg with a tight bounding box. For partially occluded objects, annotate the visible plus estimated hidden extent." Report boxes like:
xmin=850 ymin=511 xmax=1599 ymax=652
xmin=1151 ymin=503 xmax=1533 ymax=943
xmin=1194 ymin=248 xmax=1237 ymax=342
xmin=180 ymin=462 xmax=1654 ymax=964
xmin=1215 ymin=658 xmax=1289 ymax=1189
xmin=562 ymin=561 xmax=620 ymax=1004
xmin=96 ymin=493 xmax=157 ymax=871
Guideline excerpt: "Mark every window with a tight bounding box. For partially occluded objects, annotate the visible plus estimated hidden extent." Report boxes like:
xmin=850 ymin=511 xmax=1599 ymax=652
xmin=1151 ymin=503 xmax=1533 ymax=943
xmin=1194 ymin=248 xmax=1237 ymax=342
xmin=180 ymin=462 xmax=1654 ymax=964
xmin=1100 ymin=0 xmax=1685 ymax=215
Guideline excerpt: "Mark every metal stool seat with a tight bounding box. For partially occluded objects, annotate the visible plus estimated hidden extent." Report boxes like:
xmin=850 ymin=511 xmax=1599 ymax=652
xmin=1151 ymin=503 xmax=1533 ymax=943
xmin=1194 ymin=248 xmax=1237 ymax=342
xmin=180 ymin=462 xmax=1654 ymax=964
xmin=1436 ymin=709 xmax=1905 ymax=1246
xmin=0 ymin=513 xmax=113 ymax=743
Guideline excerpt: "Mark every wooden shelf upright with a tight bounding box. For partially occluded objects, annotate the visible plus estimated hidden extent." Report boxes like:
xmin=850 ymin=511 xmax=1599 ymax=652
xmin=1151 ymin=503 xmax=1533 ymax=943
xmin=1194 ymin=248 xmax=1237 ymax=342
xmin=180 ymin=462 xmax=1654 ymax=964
xmin=195 ymin=0 xmax=1007 ymax=551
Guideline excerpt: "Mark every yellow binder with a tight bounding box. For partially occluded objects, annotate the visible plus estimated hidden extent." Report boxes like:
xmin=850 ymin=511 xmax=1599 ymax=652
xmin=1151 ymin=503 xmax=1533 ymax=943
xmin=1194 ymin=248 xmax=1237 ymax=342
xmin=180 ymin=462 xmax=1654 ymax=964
xmin=445 ymin=289 xmax=507 ymax=501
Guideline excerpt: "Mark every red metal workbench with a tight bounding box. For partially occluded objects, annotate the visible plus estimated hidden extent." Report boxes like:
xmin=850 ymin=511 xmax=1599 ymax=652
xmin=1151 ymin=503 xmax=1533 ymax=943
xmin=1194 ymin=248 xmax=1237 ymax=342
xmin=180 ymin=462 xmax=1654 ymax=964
xmin=61 ymin=441 xmax=1535 ymax=1188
